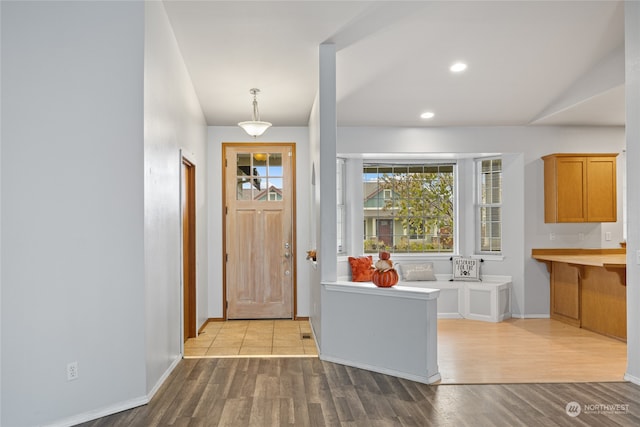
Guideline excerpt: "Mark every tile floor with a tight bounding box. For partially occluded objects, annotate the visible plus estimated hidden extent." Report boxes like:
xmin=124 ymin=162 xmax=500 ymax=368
xmin=183 ymin=319 xmax=317 ymax=358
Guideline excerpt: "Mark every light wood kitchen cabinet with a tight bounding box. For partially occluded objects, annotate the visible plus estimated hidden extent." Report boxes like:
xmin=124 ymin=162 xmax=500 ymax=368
xmin=532 ymin=248 xmax=627 ymax=341
xmin=550 ymin=262 xmax=581 ymax=327
xmin=543 ymin=153 xmax=617 ymax=223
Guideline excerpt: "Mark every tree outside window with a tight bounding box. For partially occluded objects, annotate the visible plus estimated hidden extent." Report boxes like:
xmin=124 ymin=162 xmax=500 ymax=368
xmin=363 ymin=164 xmax=455 ymax=253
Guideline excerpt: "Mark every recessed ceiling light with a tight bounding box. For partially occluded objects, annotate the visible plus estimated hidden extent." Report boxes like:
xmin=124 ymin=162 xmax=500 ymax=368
xmin=450 ymin=62 xmax=468 ymax=73
xmin=421 ymin=112 xmax=435 ymax=119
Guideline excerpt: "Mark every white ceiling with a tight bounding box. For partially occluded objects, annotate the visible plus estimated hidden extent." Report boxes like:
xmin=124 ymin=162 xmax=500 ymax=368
xmin=163 ymin=0 xmax=625 ymax=128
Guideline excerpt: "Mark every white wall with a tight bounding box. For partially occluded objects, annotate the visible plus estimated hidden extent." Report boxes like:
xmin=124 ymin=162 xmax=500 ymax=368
xmin=308 ymin=95 xmax=322 ymax=343
xmin=144 ymin=1 xmax=207 ymax=394
xmin=207 ymin=126 xmax=311 ymax=318
xmin=0 ymin=2 xmax=4 ymax=423
xmin=0 ymin=2 xmax=208 ymax=425
xmin=337 ymin=125 xmax=624 ymax=316
xmin=625 ymin=1 xmax=640 ymax=385
xmin=1 ymin=2 xmax=147 ymax=426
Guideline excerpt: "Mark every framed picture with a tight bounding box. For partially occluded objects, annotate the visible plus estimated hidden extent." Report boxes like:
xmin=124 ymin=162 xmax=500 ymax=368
xmin=452 ymin=257 xmax=481 ymax=281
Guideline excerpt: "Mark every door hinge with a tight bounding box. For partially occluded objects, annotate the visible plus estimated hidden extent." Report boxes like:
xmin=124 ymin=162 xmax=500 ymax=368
xmin=225 ymin=158 xmax=228 ymax=167
xmin=225 ymin=206 xmax=228 ymax=215
xmin=225 ymin=253 xmax=228 ymax=263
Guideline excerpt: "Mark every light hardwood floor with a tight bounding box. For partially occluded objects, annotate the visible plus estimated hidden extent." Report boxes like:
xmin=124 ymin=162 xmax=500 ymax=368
xmin=437 ymin=318 xmax=627 ymax=383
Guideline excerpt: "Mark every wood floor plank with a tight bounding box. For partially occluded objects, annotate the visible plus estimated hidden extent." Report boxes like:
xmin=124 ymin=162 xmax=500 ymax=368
xmin=190 ymin=382 xmax=223 ymax=419
xmin=216 ymin=397 xmax=253 ymax=427
xmin=437 ymin=318 xmax=626 ymax=384
xmin=79 ymin=340 xmax=640 ymax=427
xmin=248 ymin=397 xmax=279 ymax=426
xmin=79 ymin=358 xmax=640 ymax=427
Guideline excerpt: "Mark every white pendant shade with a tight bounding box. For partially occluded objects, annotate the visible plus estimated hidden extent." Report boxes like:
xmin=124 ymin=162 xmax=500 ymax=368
xmin=238 ymin=88 xmax=271 ymax=137
xmin=238 ymin=120 xmax=272 ymax=137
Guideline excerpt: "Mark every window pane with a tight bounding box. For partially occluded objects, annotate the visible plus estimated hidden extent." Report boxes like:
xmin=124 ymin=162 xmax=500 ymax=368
xmin=237 ymin=153 xmax=251 ymax=173
xmin=236 ymin=179 xmax=253 ymax=200
xmin=478 ymin=158 xmax=502 ymax=253
xmin=337 ymin=159 xmax=346 ymax=254
xmin=268 ymin=153 xmax=282 ymax=176
xmin=363 ymin=162 xmax=455 ymax=254
xmin=253 ymin=153 xmax=267 ymax=167
xmin=269 ymin=177 xmax=283 ymax=194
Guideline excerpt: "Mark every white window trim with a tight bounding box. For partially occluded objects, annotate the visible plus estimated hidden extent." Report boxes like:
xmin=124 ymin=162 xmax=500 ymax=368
xmin=475 ymin=156 xmax=502 ymax=256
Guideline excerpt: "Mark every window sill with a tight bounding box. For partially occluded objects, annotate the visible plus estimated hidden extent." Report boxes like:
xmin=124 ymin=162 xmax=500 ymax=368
xmin=384 ymin=253 xmax=458 ymax=262
xmin=472 ymin=254 xmax=504 ymax=261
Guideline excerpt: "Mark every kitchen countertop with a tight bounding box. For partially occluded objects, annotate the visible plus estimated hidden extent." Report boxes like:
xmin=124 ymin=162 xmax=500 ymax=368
xmin=531 ymin=248 xmax=626 ymax=269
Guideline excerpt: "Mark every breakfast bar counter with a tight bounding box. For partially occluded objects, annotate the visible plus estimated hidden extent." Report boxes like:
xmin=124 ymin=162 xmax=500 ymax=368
xmin=532 ymin=248 xmax=626 ymax=341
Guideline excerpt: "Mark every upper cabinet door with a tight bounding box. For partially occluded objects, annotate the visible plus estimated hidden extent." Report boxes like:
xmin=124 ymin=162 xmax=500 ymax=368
xmin=543 ymin=153 xmax=617 ymax=223
xmin=586 ymin=157 xmax=617 ymax=222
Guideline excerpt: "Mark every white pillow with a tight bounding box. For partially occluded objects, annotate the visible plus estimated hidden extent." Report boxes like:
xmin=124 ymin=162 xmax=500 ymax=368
xmin=399 ymin=262 xmax=436 ymax=281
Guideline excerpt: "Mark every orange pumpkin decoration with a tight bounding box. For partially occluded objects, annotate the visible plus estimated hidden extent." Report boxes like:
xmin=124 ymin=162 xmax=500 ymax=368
xmin=372 ymin=268 xmax=399 ymax=287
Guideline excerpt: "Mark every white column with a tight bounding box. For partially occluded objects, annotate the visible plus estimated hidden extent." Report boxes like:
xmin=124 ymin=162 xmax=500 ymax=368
xmin=318 ymin=43 xmax=337 ymax=282
xmin=625 ymin=0 xmax=640 ymax=384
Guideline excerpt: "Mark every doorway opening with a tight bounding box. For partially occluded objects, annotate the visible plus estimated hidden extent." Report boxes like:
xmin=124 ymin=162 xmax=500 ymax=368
xmin=182 ymin=156 xmax=197 ymax=341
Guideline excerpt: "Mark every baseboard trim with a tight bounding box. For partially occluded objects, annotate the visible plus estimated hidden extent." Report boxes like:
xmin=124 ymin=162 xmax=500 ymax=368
xmin=46 ymin=355 xmax=182 ymax=427
xmin=45 ymin=395 xmax=149 ymax=427
xmin=198 ymin=317 xmax=225 ymax=334
xmin=295 ymin=316 xmax=309 ymax=320
xmin=198 ymin=320 xmax=209 ymax=334
xmin=624 ymin=372 xmax=640 ymax=386
xmin=320 ymin=354 xmax=441 ymax=385
xmin=147 ymin=355 xmax=181 ymax=400
xmin=437 ymin=313 xmax=464 ymax=319
xmin=510 ymin=314 xmax=551 ymax=319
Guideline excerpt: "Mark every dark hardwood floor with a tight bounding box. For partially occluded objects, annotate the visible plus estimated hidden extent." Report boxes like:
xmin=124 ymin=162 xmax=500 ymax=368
xmin=80 ymin=358 xmax=640 ymax=426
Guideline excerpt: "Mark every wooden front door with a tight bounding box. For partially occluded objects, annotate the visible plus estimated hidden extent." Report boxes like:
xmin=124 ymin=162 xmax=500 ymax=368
xmin=182 ymin=157 xmax=196 ymax=340
xmin=377 ymin=219 xmax=393 ymax=248
xmin=223 ymin=144 xmax=295 ymax=319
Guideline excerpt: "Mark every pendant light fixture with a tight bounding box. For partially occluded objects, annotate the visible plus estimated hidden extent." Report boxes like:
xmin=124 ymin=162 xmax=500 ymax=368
xmin=238 ymin=88 xmax=272 ymax=138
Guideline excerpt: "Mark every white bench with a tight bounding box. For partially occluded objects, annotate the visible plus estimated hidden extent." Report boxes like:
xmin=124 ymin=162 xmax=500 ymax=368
xmin=394 ymin=275 xmax=512 ymax=322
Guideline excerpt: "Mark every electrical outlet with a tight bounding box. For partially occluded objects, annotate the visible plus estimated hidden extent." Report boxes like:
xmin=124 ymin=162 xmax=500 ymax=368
xmin=549 ymin=233 xmax=556 ymax=241
xmin=67 ymin=361 xmax=79 ymax=381
xmin=605 ymin=232 xmax=612 ymax=241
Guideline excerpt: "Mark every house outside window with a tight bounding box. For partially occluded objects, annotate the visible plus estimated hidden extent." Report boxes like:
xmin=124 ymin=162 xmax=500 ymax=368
xmin=477 ymin=158 xmax=502 ymax=253
xmin=363 ymin=163 xmax=455 ymax=254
